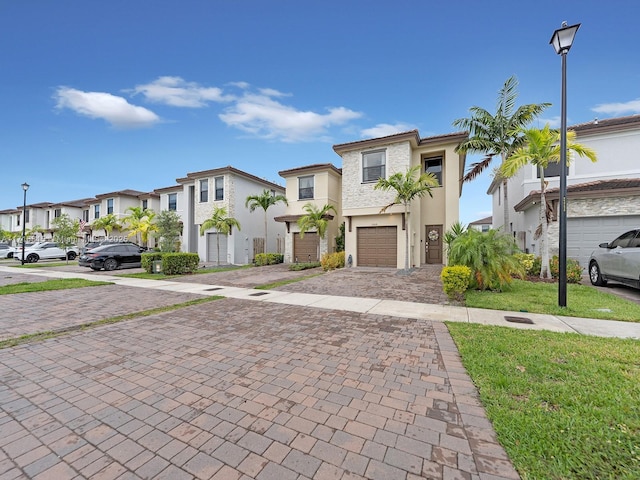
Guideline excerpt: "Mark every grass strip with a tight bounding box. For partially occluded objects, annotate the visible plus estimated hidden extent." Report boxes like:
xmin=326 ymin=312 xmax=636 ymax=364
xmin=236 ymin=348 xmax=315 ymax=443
xmin=117 ymin=264 xmax=251 ymax=280
xmin=254 ymin=273 xmax=322 ymax=290
xmin=0 ymin=296 xmax=223 ymax=349
xmin=447 ymin=322 xmax=640 ymax=479
xmin=465 ymin=279 xmax=640 ymax=322
xmin=0 ymin=278 xmax=111 ymax=295
xmin=10 ymin=261 xmax=77 ymax=268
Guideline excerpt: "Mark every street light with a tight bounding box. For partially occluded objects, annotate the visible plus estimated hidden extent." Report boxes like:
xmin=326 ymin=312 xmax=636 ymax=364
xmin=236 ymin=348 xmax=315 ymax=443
xmin=21 ymin=182 xmax=30 ymax=265
xmin=550 ymin=21 xmax=580 ymax=308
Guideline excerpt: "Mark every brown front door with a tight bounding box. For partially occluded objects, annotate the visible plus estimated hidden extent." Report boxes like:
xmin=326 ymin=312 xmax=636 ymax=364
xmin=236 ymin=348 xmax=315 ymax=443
xmin=425 ymin=225 xmax=443 ymax=264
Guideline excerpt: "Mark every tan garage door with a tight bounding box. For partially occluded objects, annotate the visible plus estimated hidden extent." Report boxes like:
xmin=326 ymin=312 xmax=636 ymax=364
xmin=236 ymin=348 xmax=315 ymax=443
xmin=294 ymin=232 xmax=319 ymax=262
xmin=357 ymin=226 xmax=397 ymax=267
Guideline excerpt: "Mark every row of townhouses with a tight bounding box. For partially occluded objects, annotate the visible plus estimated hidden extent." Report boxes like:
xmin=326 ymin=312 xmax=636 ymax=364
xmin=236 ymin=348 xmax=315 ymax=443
xmin=2 ymin=114 xmax=639 ymax=268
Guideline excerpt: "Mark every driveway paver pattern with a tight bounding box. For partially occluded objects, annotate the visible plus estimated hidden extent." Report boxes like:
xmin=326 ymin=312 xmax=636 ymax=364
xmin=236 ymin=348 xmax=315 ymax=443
xmin=0 ymin=294 xmax=519 ymax=479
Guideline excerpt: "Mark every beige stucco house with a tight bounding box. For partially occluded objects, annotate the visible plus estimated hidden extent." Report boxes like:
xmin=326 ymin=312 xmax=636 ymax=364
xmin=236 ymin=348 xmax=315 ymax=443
xmin=333 ymin=130 xmax=467 ymax=268
xmin=275 ymin=163 xmax=342 ymax=263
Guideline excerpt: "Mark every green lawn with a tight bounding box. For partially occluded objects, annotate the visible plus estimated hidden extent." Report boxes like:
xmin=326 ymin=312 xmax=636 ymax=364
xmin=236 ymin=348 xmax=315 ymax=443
xmin=10 ymin=261 xmax=77 ymax=268
xmin=0 ymin=278 xmax=110 ymax=295
xmin=448 ymin=323 xmax=640 ymax=479
xmin=465 ymin=279 xmax=640 ymax=322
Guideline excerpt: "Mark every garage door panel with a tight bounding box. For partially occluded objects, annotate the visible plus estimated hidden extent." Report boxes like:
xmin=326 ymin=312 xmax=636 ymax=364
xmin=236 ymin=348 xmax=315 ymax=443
xmin=357 ymin=226 xmax=397 ymax=267
xmin=568 ymin=216 xmax=640 ymax=269
xmin=207 ymin=233 xmax=228 ymax=264
xmin=294 ymin=233 xmax=319 ymax=262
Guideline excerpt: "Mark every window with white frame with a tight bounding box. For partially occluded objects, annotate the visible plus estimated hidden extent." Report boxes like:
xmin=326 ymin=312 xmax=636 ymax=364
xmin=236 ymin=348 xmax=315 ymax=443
xmin=200 ymin=179 xmax=209 ymax=202
xmin=362 ymin=150 xmax=385 ymax=183
xmin=298 ymin=175 xmax=314 ymax=200
xmin=94 ymin=205 xmax=100 ymax=219
xmin=142 ymin=199 xmax=148 ymax=210
xmin=54 ymin=209 xmax=61 ymax=218
xmin=424 ymin=156 xmax=443 ymax=185
xmin=168 ymin=193 xmax=177 ymax=211
xmin=215 ymin=177 xmax=224 ymax=201
xmin=107 ymin=198 xmax=114 ymax=214
xmin=83 ymin=210 xmax=89 ymax=222
xmin=25 ymin=209 xmax=30 ymax=223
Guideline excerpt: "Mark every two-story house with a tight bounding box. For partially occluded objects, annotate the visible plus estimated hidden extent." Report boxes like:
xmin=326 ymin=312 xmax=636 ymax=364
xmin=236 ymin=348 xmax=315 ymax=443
xmin=275 ymin=164 xmax=342 ymax=263
xmin=489 ymin=114 xmax=640 ymax=268
xmin=176 ymin=166 xmax=287 ymax=264
xmin=333 ymin=130 xmax=467 ymax=268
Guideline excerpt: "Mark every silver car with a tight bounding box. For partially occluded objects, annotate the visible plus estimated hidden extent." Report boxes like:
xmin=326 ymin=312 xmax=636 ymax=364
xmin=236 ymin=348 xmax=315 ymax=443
xmin=589 ymin=229 xmax=640 ymax=289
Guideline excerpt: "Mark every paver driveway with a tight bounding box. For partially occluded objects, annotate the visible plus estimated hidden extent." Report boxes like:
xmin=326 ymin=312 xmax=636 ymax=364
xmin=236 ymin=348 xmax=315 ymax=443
xmin=0 ymin=268 xmax=519 ymax=479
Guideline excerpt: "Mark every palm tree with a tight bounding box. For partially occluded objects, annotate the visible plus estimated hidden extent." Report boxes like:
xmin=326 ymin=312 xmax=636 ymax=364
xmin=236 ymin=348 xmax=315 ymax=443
xmin=91 ymin=213 xmax=121 ymax=238
xmin=500 ymin=125 xmax=597 ymax=278
xmin=123 ymin=206 xmax=155 ymax=245
xmin=297 ymin=203 xmax=337 ymax=240
xmin=374 ymin=165 xmax=439 ymax=271
xmin=245 ymin=189 xmax=288 ymax=254
xmin=453 ymin=75 xmax=550 ymax=228
xmin=200 ymin=206 xmax=241 ymax=266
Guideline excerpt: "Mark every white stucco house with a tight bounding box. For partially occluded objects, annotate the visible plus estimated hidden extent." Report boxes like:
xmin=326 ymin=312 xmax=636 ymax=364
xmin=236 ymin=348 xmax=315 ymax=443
xmin=488 ymin=114 xmax=640 ymax=267
xmin=175 ymin=166 xmax=287 ymax=264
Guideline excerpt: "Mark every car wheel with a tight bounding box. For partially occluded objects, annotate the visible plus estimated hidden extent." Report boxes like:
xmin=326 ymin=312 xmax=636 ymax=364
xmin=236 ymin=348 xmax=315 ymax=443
xmin=67 ymin=251 xmax=77 ymax=260
xmin=26 ymin=253 xmax=39 ymax=263
xmin=589 ymin=261 xmax=607 ymax=286
xmin=103 ymin=258 xmax=118 ymax=271
xmin=7 ymin=252 xmax=13 ymax=258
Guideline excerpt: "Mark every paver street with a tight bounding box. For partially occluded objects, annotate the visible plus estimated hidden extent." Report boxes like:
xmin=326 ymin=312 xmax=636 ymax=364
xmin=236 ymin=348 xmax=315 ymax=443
xmin=0 ymin=283 xmax=519 ymax=479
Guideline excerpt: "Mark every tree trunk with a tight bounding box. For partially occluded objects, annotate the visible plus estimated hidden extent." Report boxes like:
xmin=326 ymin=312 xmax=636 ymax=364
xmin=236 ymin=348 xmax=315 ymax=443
xmin=539 ymin=171 xmax=550 ymax=278
xmin=501 ymin=153 xmax=510 ymax=231
xmin=216 ymin=233 xmax=220 ymax=267
xmin=264 ymin=211 xmax=268 ymax=254
xmin=404 ymin=203 xmax=410 ymax=272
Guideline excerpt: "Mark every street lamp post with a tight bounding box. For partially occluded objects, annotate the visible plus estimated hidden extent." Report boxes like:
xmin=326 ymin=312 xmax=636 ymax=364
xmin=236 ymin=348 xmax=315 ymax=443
xmin=21 ymin=182 xmax=30 ymax=265
xmin=550 ymin=21 xmax=580 ymax=308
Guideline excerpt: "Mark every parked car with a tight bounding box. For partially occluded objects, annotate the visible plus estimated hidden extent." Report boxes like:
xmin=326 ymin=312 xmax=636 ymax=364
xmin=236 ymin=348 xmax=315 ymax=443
xmin=80 ymin=240 xmax=147 ymax=254
xmin=0 ymin=244 xmax=15 ymax=259
xmin=14 ymin=242 xmax=79 ymax=263
xmin=78 ymin=243 xmax=145 ymax=271
xmin=9 ymin=242 xmax=35 ymax=260
xmin=589 ymin=229 xmax=640 ymax=289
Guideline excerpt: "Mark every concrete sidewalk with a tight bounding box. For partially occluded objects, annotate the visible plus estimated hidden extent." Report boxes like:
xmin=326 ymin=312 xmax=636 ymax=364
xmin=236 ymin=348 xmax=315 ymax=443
xmin=3 ymin=265 xmax=639 ymax=340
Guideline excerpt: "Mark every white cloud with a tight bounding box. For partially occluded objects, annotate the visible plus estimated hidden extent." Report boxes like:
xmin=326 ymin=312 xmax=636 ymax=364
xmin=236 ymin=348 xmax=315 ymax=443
xmin=360 ymin=123 xmax=416 ymax=139
xmin=592 ymin=98 xmax=640 ymax=116
xmin=537 ymin=116 xmax=561 ymax=128
xmin=219 ymin=90 xmax=362 ymax=142
xmin=131 ymin=76 xmax=232 ymax=107
xmin=54 ymin=87 xmax=160 ymax=128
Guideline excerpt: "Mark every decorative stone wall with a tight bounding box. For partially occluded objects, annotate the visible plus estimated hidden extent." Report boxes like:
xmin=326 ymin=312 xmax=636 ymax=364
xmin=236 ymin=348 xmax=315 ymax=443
xmin=568 ymin=195 xmax=640 ymax=217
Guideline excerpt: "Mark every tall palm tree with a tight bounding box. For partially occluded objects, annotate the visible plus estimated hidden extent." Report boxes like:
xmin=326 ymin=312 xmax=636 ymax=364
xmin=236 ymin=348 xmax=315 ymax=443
xmin=374 ymin=165 xmax=439 ymax=271
xmin=245 ymin=189 xmax=288 ymax=254
xmin=297 ymin=203 xmax=337 ymax=240
xmin=200 ymin=206 xmax=241 ymax=266
xmin=91 ymin=213 xmax=121 ymax=238
xmin=500 ymin=125 xmax=597 ymax=278
xmin=453 ymin=75 xmax=551 ymax=228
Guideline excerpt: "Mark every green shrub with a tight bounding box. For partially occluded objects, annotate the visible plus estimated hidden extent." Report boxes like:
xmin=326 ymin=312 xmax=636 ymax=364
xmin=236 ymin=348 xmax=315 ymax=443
xmin=288 ymin=262 xmax=321 ymax=271
xmin=160 ymin=253 xmax=200 ymax=275
xmin=254 ymin=253 xmax=284 ymax=266
xmin=531 ymin=255 xmax=542 ymax=276
xmin=440 ymin=265 xmax=471 ymax=302
xmin=549 ymin=255 xmax=583 ymax=284
xmin=321 ymin=251 xmax=345 ymax=271
xmin=141 ymin=252 xmax=165 ymax=273
xmin=448 ymin=229 xmax=524 ymax=291
xmin=514 ymin=252 xmax=536 ymax=276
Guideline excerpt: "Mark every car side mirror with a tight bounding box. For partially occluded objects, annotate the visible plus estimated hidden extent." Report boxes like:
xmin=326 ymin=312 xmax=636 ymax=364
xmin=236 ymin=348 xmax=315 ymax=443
xmin=598 ymin=242 xmax=609 ymax=248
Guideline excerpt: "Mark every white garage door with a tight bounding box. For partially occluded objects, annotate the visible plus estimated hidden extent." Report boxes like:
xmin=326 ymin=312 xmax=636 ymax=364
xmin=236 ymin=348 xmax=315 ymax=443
xmin=207 ymin=233 xmax=229 ymax=264
xmin=568 ymin=216 xmax=640 ymax=268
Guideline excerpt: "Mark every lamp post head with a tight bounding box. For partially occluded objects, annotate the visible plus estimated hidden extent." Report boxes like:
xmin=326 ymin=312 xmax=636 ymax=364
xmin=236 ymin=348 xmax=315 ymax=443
xmin=22 ymin=182 xmax=29 ymax=192
xmin=550 ymin=22 xmax=580 ymax=55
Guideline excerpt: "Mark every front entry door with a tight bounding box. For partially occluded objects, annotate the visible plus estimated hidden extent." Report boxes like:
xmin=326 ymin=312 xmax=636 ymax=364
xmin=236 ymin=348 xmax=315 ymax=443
xmin=425 ymin=225 xmax=443 ymax=264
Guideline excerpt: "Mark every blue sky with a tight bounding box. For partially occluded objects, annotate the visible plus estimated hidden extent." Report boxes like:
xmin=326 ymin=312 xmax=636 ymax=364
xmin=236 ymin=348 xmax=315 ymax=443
xmin=1 ymin=0 xmax=639 ymax=225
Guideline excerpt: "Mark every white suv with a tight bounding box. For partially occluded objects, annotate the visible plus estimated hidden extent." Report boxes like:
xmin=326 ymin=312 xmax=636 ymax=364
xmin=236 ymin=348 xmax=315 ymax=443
xmin=14 ymin=242 xmax=79 ymax=263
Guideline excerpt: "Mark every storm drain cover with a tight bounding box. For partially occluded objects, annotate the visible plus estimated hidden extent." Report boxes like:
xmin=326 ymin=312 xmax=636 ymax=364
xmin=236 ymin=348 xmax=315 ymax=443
xmin=504 ymin=316 xmax=534 ymax=325
xmin=249 ymin=292 xmax=269 ymax=296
